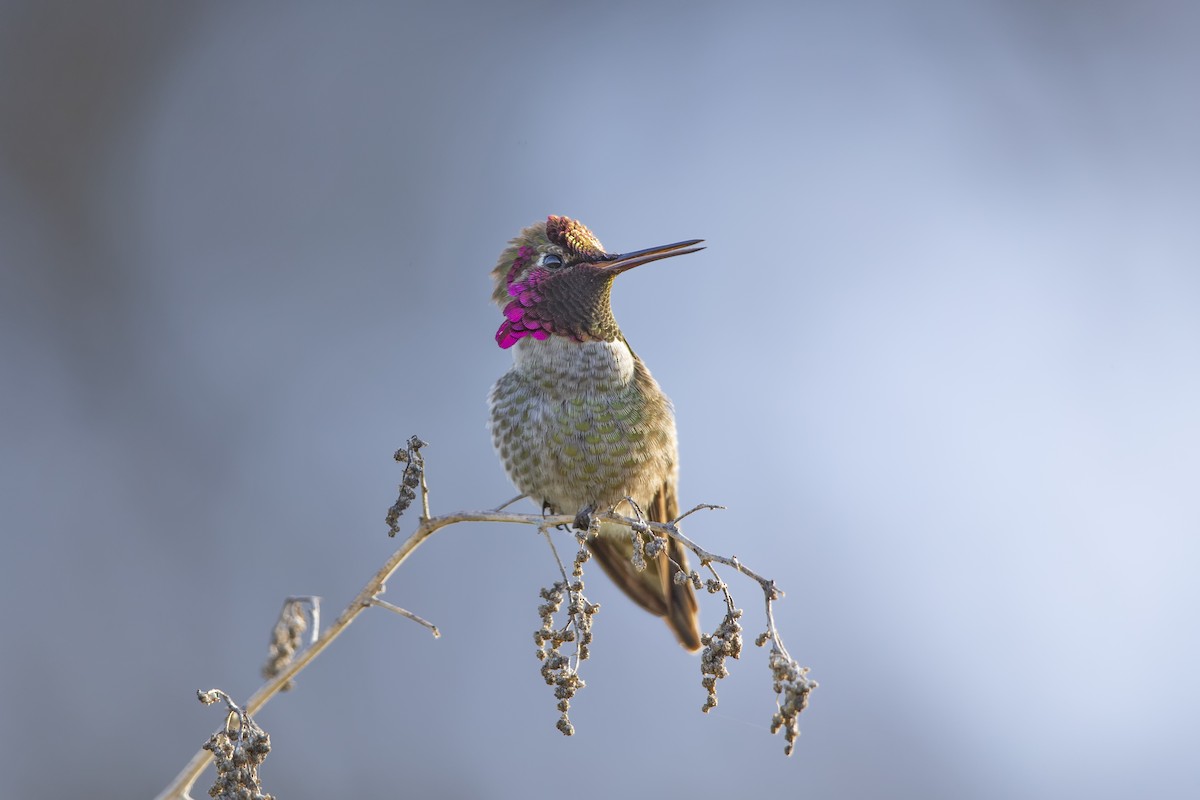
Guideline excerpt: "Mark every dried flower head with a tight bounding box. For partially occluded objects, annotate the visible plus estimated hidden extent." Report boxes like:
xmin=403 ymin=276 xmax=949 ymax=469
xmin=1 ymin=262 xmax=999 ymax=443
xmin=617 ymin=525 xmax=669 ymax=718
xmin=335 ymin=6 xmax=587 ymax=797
xmin=386 ymin=436 xmax=427 ymax=535
xmin=533 ymin=538 xmax=600 ymax=735
xmin=197 ymin=689 xmax=275 ymax=800
xmin=699 ymin=607 xmax=743 ymax=712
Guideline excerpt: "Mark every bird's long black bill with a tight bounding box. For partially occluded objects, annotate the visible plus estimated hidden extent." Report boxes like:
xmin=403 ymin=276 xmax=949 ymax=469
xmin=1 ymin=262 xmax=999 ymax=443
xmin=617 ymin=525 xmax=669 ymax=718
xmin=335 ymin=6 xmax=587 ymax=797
xmin=600 ymin=239 xmax=705 ymax=275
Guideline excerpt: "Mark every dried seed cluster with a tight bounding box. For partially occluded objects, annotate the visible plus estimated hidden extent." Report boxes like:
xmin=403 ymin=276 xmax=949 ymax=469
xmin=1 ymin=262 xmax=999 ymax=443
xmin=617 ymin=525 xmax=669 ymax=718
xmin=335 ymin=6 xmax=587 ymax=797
xmin=197 ymin=690 xmax=274 ymax=800
xmin=699 ymin=607 xmax=744 ymax=712
xmin=386 ymin=436 xmax=427 ymax=536
xmin=630 ymin=525 xmax=647 ymax=572
xmin=533 ymin=547 xmax=599 ymax=737
xmin=673 ymin=568 xmax=703 ymax=590
xmin=643 ymin=533 xmax=665 ymax=560
xmin=260 ymin=599 xmax=311 ymax=690
xmin=767 ymin=645 xmax=817 ymax=756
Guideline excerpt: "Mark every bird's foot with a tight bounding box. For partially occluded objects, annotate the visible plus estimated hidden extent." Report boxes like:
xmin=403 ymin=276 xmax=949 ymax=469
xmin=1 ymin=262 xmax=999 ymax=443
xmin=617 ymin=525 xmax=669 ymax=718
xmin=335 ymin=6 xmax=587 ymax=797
xmin=542 ymin=500 xmax=570 ymax=532
xmin=573 ymin=504 xmax=596 ymax=533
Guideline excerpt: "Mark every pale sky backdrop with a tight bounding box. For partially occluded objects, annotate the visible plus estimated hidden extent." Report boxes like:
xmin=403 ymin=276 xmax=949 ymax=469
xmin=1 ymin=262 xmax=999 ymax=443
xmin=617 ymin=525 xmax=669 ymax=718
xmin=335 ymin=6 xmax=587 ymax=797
xmin=2 ymin=2 xmax=1198 ymax=798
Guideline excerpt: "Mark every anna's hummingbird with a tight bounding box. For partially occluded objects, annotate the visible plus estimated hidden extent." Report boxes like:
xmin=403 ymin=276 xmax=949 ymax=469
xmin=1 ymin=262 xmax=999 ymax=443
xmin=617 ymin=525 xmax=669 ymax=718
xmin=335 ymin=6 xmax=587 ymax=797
xmin=487 ymin=215 xmax=704 ymax=650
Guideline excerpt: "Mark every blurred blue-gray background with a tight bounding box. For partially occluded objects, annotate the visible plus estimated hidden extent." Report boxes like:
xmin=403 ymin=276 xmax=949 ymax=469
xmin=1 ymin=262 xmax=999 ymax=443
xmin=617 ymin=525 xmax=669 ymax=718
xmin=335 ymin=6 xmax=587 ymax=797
xmin=2 ymin=2 xmax=1197 ymax=797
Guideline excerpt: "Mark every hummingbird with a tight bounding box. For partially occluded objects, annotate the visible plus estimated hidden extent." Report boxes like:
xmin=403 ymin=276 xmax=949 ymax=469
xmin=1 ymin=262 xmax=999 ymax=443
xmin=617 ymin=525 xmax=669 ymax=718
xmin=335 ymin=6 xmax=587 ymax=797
xmin=487 ymin=215 xmax=704 ymax=651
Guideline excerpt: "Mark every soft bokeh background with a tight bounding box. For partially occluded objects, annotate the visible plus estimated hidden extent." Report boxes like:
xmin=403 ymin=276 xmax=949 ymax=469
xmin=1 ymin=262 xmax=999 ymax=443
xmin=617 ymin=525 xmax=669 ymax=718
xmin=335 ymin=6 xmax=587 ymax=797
xmin=2 ymin=1 xmax=1197 ymax=797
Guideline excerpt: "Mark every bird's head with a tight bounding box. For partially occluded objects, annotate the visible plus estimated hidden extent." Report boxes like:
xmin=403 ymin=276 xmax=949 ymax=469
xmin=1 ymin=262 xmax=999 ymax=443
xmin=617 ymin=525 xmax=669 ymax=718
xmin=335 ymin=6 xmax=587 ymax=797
xmin=490 ymin=215 xmax=703 ymax=349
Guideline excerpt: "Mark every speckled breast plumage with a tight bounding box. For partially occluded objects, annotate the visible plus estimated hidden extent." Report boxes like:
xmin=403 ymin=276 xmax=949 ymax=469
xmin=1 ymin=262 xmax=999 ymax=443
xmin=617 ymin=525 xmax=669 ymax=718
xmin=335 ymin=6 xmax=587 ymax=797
xmin=488 ymin=336 xmax=677 ymax=518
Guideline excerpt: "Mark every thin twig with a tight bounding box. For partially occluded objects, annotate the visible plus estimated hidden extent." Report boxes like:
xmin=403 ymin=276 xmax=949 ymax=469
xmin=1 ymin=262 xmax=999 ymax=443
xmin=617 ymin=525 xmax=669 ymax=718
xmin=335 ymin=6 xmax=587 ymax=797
xmin=410 ymin=435 xmax=432 ymax=521
xmin=674 ymin=503 xmax=727 ymax=523
xmin=491 ymin=493 xmax=526 ymax=512
xmin=369 ymin=598 xmax=440 ymax=637
xmin=540 ymin=526 xmax=571 ymax=585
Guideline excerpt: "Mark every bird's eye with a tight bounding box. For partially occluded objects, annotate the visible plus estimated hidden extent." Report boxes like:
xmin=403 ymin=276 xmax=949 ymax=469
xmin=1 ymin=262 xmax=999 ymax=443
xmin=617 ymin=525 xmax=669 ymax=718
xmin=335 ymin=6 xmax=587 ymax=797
xmin=542 ymin=254 xmax=564 ymax=268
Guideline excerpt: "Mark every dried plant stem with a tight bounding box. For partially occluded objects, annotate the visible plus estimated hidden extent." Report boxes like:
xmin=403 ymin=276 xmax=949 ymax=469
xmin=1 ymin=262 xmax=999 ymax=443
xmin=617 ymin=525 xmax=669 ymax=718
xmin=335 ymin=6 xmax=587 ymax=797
xmin=156 ymin=505 xmax=803 ymax=798
xmin=369 ymin=598 xmax=441 ymax=637
xmin=158 ymin=510 xmax=566 ymax=800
